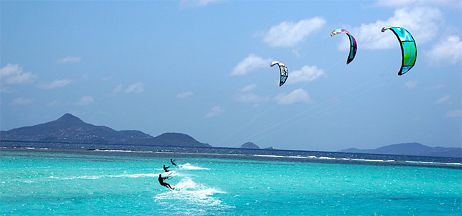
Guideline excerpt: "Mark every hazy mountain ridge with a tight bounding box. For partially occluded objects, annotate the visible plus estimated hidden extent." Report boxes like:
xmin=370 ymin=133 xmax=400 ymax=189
xmin=0 ymin=113 xmax=210 ymax=148
xmin=240 ymin=142 xmax=260 ymax=149
xmin=341 ymin=143 xmax=462 ymax=158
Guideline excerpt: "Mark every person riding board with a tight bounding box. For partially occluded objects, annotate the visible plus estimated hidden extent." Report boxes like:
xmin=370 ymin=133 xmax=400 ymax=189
xmin=163 ymin=164 xmax=171 ymax=172
xmin=170 ymin=159 xmax=177 ymax=167
xmin=158 ymin=174 xmax=175 ymax=190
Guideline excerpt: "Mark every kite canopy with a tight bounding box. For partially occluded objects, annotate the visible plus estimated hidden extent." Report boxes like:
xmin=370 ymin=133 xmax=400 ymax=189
xmin=331 ymin=28 xmax=357 ymax=64
xmin=381 ymin=26 xmax=417 ymax=76
xmin=270 ymin=60 xmax=288 ymax=86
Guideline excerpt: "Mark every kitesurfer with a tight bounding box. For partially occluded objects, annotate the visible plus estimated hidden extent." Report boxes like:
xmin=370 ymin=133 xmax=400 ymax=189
xmin=158 ymin=174 xmax=175 ymax=190
xmin=170 ymin=159 xmax=177 ymax=167
xmin=163 ymin=164 xmax=171 ymax=172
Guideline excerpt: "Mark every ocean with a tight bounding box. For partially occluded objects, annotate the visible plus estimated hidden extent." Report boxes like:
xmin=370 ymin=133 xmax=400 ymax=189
xmin=1 ymin=150 xmax=461 ymax=215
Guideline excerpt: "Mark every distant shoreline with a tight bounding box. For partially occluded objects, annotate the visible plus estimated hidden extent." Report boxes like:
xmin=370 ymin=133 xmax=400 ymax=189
xmin=2 ymin=145 xmax=461 ymax=170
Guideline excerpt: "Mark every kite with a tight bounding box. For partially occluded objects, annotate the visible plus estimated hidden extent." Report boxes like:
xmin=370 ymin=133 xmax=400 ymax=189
xmin=330 ymin=28 xmax=357 ymax=64
xmin=381 ymin=26 xmax=417 ymax=76
xmin=270 ymin=61 xmax=288 ymax=86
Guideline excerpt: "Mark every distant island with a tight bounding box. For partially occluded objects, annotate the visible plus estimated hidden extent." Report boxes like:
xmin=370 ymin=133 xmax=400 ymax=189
xmin=341 ymin=143 xmax=462 ymax=158
xmin=240 ymin=142 xmax=260 ymax=149
xmin=1 ymin=114 xmax=461 ymax=159
xmin=0 ymin=113 xmax=210 ymax=148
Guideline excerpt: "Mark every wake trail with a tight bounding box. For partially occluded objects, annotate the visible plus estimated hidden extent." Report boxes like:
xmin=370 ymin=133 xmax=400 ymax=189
xmin=155 ymin=177 xmax=230 ymax=213
xmin=155 ymin=163 xmax=232 ymax=214
xmin=47 ymin=171 xmax=179 ymax=181
xmin=178 ymin=163 xmax=209 ymax=170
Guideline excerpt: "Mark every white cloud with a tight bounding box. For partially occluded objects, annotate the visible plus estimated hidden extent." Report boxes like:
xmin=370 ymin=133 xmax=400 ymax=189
xmin=376 ymin=0 xmax=462 ymax=8
xmin=77 ymin=96 xmax=94 ymax=106
xmin=5 ymin=72 xmax=35 ymax=84
xmin=39 ymin=79 xmax=71 ymax=90
xmin=236 ymin=92 xmax=268 ymax=105
xmin=125 ymin=82 xmax=144 ymax=94
xmin=177 ymin=91 xmax=194 ymax=98
xmin=0 ymin=64 xmax=36 ymax=85
xmin=436 ymin=95 xmax=451 ymax=104
xmin=0 ymin=64 xmax=20 ymax=78
xmin=345 ymin=7 xmax=442 ymax=50
xmin=427 ymin=35 xmax=462 ymax=64
xmin=447 ymin=109 xmax=462 ymax=118
xmin=231 ymin=54 xmax=272 ymax=76
xmin=404 ymin=80 xmax=417 ymax=89
xmin=275 ymin=88 xmax=311 ymax=105
xmin=205 ymin=105 xmax=223 ymax=118
xmin=113 ymin=83 xmax=145 ymax=94
xmin=263 ymin=17 xmax=326 ymax=48
xmin=10 ymin=97 xmax=33 ymax=106
xmin=113 ymin=84 xmax=123 ymax=93
xmin=236 ymin=84 xmax=268 ymax=105
xmin=58 ymin=56 xmax=81 ymax=64
xmin=287 ymin=65 xmax=325 ymax=84
xmin=180 ymin=0 xmax=221 ymax=7
xmin=240 ymin=84 xmax=257 ymax=92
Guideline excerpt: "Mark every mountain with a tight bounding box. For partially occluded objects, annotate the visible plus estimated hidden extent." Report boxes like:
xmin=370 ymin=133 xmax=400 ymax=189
xmin=0 ymin=113 xmax=210 ymax=148
xmin=154 ymin=133 xmax=209 ymax=147
xmin=341 ymin=143 xmax=462 ymax=158
xmin=240 ymin=142 xmax=260 ymax=149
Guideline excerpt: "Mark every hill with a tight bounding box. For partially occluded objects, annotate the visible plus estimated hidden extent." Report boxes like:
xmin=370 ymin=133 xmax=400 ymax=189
xmin=341 ymin=143 xmax=462 ymax=158
xmin=240 ymin=142 xmax=260 ymax=149
xmin=0 ymin=113 xmax=210 ymax=148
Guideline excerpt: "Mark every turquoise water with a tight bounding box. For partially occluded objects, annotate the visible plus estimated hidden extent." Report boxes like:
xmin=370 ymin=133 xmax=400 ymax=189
xmin=1 ymin=150 xmax=461 ymax=215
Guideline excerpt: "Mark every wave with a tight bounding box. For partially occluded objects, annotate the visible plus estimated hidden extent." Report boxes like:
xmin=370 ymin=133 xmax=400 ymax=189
xmin=93 ymin=149 xmax=153 ymax=153
xmin=155 ymin=177 xmax=230 ymax=213
xmin=253 ymin=154 xmax=285 ymax=158
xmin=252 ymin=154 xmax=462 ymax=167
xmin=179 ymin=163 xmax=209 ymax=170
xmin=404 ymin=161 xmax=462 ymax=166
xmin=47 ymin=172 xmax=164 ymax=180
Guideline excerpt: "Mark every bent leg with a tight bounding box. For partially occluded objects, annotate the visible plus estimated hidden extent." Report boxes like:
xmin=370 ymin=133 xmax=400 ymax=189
xmin=161 ymin=182 xmax=174 ymax=190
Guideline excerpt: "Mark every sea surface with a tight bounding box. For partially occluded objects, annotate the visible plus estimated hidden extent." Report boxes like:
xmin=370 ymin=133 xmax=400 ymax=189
xmin=1 ymin=150 xmax=461 ymax=215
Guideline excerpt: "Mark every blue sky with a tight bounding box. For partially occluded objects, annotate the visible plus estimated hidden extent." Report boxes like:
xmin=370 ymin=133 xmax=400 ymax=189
xmin=1 ymin=0 xmax=461 ymax=151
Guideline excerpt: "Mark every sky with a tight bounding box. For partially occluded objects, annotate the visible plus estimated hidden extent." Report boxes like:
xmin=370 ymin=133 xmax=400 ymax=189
xmin=1 ymin=0 xmax=461 ymax=151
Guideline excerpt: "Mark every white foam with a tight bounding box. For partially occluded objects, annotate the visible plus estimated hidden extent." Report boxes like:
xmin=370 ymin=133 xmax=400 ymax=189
xmin=252 ymin=154 xmax=462 ymax=167
xmin=179 ymin=163 xmax=209 ymax=170
xmin=253 ymin=154 xmax=285 ymax=158
xmin=94 ymin=149 xmax=134 ymax=153
xmin=93 ymin=149 xmax=152 ymax=153
xmin=49 ymin=175 xmax=102 ymax=180
xmin=444 ymin=162 xmax=462 ymax=166
xmin=287 ymin=155 xmax=309 ymax=159
xmin=404 ymin=161 xmax=462 ymax=166
xmin=317 ymin=156 xmax=333 ymax=160
xmin=48 ymin=172 xmax=162 ymax=180
xmin=114 ymin=173 xmax=160 ymax=178
xmin=155 ymin=177 xmax=225 ymax=207
xmin=22 ymin=180 xmax=35 ymax=183
xmin=349 ymin=158 xmax=395 ymax=163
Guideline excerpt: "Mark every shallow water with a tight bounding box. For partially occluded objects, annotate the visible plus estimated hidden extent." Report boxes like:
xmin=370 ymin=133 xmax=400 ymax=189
xmin=0 ymin=150 xmax=461 ymax=215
